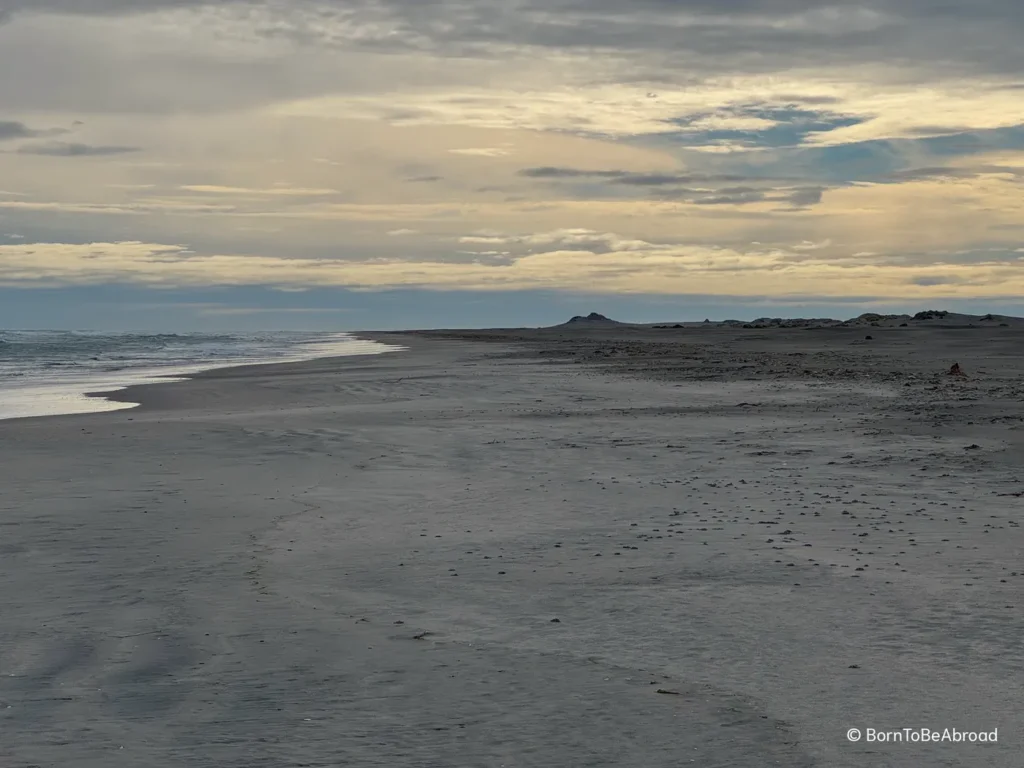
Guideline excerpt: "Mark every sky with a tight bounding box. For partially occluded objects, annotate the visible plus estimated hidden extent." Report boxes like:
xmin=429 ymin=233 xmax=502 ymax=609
xmin=0 ymin=0 xmax=1022 ymax=330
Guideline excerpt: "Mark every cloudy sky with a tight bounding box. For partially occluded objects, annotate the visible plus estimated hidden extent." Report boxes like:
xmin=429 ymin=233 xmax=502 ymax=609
xmin=0 ymin=0 xmax=1022 ymax=329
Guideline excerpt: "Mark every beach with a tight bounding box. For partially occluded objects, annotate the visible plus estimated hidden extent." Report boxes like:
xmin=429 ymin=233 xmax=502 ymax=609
xmin=2 ymin=324 xmax=1022 ymax=767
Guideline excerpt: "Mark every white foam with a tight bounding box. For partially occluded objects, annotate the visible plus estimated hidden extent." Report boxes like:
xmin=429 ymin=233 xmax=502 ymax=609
xmin=0 ymin=333 xmax=401 ymax=421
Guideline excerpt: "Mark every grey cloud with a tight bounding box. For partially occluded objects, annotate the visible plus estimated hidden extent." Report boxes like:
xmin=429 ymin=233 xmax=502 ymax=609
xmin=621 ymin=173 xmax=774 ymax=185
xmin=16 ymin=141 xmax=140 ymax=156
xmin=519 ymin=165 xmax=836 ymax=207
xmin=0 ymin=0 xmax=1016 ymax=19
xmin=691 ymin=191 xmax=766 ymax=205
xmin=519 ymin=167 xmax=777 ymax=185
xmin=0 ymin=0 xmax=247 ymax=19
xmin=884 ymin=165 xmax=1022 ymax=182
xmin=717 ymin=186 xmax=762 ymax=195
xmin=519 ymin=167 xmax=625 ymax=179
xmin=910 ymin=275 xmax=965 ymax=286
xmin=3 ymin=1 xmax=1022 ymax=78
xmin=783 ymin=186 xmax=825 ymax=206
xmin=0 ymin=1 xmax=1020 ymax=124
xmin=319 ymin=1 xmax=1024 ymax=77
xmin=0 ymin=0 xmax=1020 ymax=141
xmin=615 ymin=173 xmax=698 ymax=186
xmin=770 ymin=94 xmax=843 ymax=105
xmin=0 ymin=120 xmax=39 ymax=140
xmin=0 ymin=120 xmax=67 ymax=141
xmin=886 ymin=166 xmax=973 ymax=181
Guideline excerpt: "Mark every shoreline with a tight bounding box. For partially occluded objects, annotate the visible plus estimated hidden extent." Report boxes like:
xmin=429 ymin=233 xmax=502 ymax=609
xmin=0 ymin=331 xmax=406 ymax=423
xmin=89 ymin=331 xmax=426 ymax=413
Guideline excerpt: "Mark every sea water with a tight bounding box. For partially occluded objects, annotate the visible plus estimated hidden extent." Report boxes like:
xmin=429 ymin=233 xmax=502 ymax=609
xmin=0 ymin=330 xmax=398 ymax=420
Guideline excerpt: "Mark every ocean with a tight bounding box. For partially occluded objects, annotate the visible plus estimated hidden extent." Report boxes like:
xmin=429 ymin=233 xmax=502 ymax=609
xmin=0 ymin=330 xmax=398 ymax=421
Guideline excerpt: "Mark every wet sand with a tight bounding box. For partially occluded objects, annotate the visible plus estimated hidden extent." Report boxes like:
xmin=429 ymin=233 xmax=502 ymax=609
xmin=2 ymin=325 xmax=1022 ymax=767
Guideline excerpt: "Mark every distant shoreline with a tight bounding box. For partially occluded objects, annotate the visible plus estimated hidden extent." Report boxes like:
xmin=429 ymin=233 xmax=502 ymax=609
xmin=0 ymin=332 xmax=402 ymax=422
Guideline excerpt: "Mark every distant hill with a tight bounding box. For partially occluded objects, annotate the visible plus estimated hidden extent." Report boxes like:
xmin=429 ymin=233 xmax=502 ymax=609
xmin=555 ymin=312 xmax=626 ymax=327
xmin=728 ymin=311 xmax=1024 ymax=329
xmin=838 ymin=311 xmax=1024 ymax=328
xmin=546 ymin=310 xmax=1024 ymax=331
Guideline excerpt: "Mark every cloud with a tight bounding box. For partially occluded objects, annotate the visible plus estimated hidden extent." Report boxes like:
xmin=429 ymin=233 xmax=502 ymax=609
xmin=882 ymin=164 xmax=1023 ymax=182
xmin=0 ymin=119 xmax=68 ymax=141
xmin=280 ymin=82 xmax=1024 ymax=152
xmin=4 ymin=3 xmax=1024 ymax=150
xmin=783 ymin=186 xmax=825 ymax=206
xmin=0 ymin=120 xmax=40 ymax=140
xmin=690 ymin=191 xmax=767 ymax=205
xmin=179 ymin=184 xmax=339 ymax=196
xmin=519 ymin=167 xmax=627 ymax=180
xmin=792 ymin=239 xmax=832 ymax=251
xmin=458 ymin=228 xmax=660 ymax=253
xmin=197 ymin=306 xmax=356 ymax=315
xmin=3 ymin=235 xmax=1024 ymax=301
xmin=15 ymin=141 xmax=140 ymax=156
xmin=516 ymin=166 xmax=833 ymax=207
xmin=520 ymin=167 xmax=779 ymax=184
xmin=8 ymin=0 xmax=1017 ymax=81
xmin=0 ymin=199 xmax=235 ymax=214
xmin=910 ymin=274 xmax=965 ymax=286
xmin=0 ymin=0 xmax=1021 ymax=317
xmin=449 ymin=147 xmax=512 ymax=157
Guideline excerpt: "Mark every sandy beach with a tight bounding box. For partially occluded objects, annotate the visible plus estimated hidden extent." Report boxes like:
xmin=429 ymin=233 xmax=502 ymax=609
xmin=2 ymin=323 xmax=1023 ymax=767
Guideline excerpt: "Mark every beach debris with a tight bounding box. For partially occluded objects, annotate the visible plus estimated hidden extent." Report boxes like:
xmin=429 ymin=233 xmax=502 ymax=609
xmin=948 ymin=362 xmax=965 ymax=376
xmin=656 ymin=688 xmax=681 ymax=695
